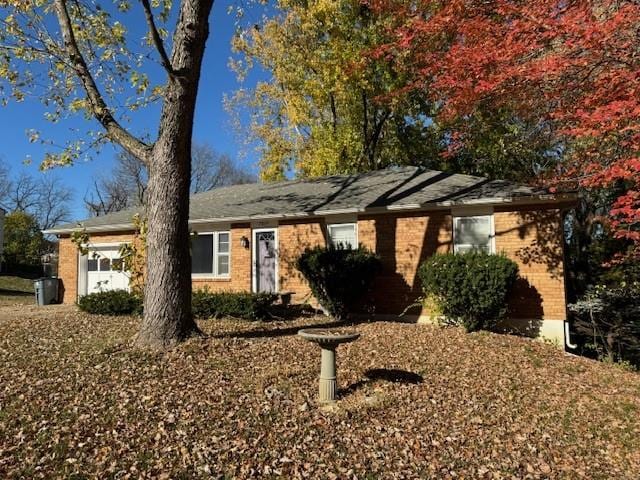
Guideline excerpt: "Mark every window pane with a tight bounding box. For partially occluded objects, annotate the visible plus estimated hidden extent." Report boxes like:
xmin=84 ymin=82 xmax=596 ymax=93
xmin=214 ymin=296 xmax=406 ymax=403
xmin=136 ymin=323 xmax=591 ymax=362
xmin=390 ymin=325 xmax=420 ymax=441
xmin=456 ymin=244 xmax=490 ymax=254
xmin=111 ymin=258 xmax=123 ymax=271
xmin=217 ymin=255 xmax=229 ymax=276
xmin=99 ymin=258 xmax=111 ymax=271
xmin=217 ymin=232 xmax=229 ymax=253
xmin=191 ymin=234 xmax=213 ymax=274
xmin=455 ymin=216 xmax=491 ymax=251
xmin=88 ymin=259 xmax=98 ymax=272
xmin=329 ymin=224 xmax=356 ymax=249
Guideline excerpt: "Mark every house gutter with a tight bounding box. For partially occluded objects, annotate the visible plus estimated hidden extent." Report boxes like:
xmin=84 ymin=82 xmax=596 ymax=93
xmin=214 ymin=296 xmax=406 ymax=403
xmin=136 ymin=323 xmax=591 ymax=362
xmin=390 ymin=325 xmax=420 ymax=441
xmin=44 ymin=192 xmax=578 ymax=235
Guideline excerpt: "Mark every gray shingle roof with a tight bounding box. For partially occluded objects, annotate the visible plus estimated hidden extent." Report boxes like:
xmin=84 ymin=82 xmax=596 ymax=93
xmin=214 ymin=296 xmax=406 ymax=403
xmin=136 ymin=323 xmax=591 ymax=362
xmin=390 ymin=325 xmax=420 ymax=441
xmin=46 ymin=166 xmax=568 ymax=234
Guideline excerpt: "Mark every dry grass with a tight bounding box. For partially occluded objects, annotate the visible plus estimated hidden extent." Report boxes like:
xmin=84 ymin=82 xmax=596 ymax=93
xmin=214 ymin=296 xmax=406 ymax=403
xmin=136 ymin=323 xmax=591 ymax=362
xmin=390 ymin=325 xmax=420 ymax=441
xmin=0 ymin=305 xmax=639 ymax=479
xmin=0 ymin=276 xmax=34 ymax=306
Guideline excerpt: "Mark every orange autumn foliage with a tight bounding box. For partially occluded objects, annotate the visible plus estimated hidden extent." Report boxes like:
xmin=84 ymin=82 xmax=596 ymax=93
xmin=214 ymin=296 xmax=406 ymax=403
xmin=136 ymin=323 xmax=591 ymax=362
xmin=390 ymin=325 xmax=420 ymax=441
xmin=369 ymin=0 xmax=639 ymax=253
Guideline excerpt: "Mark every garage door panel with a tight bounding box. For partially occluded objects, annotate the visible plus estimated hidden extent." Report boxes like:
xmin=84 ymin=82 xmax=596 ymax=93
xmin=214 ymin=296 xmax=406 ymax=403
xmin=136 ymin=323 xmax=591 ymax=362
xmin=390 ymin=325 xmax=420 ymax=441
xmin=86 ymin=246 xmax=130 ymax=294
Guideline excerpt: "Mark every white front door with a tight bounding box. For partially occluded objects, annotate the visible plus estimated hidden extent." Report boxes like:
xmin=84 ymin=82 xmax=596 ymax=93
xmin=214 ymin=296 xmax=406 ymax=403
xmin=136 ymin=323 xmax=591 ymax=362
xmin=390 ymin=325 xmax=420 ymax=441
xmin=253 ymin=229 xmax=278 ymax=293
xmin=86 ymin=246 xmax=130 ymax=294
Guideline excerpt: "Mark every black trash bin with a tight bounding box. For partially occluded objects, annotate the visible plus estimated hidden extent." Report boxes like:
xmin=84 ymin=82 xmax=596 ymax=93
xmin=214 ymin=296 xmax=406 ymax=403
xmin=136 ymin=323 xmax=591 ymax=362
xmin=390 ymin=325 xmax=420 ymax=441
xmin=34 ymin=277 xmax=59 ymax=306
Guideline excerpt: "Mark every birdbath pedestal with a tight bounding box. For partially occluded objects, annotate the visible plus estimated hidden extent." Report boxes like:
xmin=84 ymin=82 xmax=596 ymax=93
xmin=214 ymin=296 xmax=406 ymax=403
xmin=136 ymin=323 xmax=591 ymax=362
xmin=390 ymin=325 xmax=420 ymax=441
xmin=298 ymin=328 xmax=360 ymax=403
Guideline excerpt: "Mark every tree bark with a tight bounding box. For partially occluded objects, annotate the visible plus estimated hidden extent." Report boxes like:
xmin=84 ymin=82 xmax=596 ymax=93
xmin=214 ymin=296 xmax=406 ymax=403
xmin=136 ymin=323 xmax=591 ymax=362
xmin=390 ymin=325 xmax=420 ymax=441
xmin=135 ymin=0 xmax=214 ymax=348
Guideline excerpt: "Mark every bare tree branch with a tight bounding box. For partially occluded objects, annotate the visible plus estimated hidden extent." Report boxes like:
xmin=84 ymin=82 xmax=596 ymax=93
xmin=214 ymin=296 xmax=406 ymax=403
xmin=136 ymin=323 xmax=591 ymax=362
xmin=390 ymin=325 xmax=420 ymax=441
xmin=35 ymin=175 xmax=73 ymax=230
xmin=7 ymin=172 xmax=39 ymax=212
xmin=2 ymin=170 xmax=73 ymax=230
xmin=84 ymin=179 xmax=130 ymax=217
xmin=140 ymin=0 xmax=176 ymax=76
xmin=84 ymin=144 xmax=255 ymax=216
xmin=0 ymin=163 xmax=11 ymax=209
xmin=52 ymin=0 xmax=152 ymax=163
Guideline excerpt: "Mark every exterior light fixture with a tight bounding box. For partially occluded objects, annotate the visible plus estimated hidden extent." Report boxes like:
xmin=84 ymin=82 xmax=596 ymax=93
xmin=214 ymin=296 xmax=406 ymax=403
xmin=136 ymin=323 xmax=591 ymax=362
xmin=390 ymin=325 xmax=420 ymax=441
xmin=240 ymin=236 xmax=250 ymax=249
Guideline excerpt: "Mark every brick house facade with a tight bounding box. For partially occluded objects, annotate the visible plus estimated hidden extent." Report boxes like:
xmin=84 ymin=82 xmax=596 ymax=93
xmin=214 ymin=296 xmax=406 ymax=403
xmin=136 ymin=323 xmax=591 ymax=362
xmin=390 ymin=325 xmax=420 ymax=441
xmin=47 ymin=167 xmax=574 ymax=345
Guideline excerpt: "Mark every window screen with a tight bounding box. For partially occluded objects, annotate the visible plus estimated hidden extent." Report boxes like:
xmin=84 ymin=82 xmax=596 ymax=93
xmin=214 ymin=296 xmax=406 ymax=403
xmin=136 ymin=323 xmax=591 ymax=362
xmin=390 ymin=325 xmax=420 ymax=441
xmin=191 ymin=234 xmax=214 ymax=274
xmin=453 ymin=215 xmax=493 ymax=253
xmin=328 ymin=224 xmax=357 ymax=249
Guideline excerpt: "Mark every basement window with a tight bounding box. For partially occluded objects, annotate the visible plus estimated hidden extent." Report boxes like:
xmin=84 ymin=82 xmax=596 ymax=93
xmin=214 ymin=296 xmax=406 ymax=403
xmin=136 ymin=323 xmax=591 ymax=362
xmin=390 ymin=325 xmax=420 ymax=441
xmin=453 ymin=215 xmax=495 ymax=254
xmin=327 ymin=223 xmax=358 ymax=250
xmin=191 ymin=231 xmax=231 ymax=277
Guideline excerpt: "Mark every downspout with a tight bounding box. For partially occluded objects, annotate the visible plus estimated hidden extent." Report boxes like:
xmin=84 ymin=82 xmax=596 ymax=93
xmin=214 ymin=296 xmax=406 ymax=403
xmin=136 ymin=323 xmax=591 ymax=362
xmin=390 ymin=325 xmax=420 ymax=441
xmin=560 ymin=206 xmax=578 ymax=350
xmin=564 ymin=321 xmax=578 ymax=349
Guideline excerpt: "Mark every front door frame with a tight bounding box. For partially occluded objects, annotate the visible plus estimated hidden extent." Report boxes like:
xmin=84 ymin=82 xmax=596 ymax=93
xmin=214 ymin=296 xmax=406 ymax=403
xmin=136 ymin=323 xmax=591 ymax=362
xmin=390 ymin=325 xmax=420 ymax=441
xmin=252 ymin=228 xmax=279 ymax=293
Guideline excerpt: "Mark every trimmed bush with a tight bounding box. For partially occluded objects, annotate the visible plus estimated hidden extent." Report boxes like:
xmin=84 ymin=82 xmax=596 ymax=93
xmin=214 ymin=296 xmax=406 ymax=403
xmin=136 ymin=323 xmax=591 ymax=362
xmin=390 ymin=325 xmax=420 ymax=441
xmin=569 ymin=282 xmax=640 ymax=366
xmin=296 ymin=245 xmax=380 ymax=320
xmin=78 ymin=290 xmax=142 ymax=316
xmin=418 ymin=252 xmax=518 ymax=332
xmin=191 ymin=290 xmax=278 ymax=320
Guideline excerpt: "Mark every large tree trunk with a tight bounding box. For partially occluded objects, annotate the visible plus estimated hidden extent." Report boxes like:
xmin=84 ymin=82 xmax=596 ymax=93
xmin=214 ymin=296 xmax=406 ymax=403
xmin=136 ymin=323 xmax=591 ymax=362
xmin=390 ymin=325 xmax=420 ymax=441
xmin=135 ymin=0 xmax=214 ymax=348
xmin=136 ymin=137 xmax=200 ymax=348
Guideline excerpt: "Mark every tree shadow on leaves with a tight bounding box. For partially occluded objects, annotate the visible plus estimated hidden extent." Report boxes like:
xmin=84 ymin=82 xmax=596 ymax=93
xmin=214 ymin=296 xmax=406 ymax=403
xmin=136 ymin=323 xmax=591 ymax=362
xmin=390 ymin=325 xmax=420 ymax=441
xmin=340 ymin=368 xmax=423 ymax=398
xmin=0 ymin=288 xmax=33 ymax=297
xmin=212 ymin=316 xmax=369 ymax=340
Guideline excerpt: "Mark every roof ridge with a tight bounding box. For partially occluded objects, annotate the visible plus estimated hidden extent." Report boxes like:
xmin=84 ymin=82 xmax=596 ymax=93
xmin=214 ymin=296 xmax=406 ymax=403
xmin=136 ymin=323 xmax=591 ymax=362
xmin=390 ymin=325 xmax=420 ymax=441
xmin=45 ymin=165 xmax=561 ymax=234
xmin=190 ymin=165 xmax=436 ymax=199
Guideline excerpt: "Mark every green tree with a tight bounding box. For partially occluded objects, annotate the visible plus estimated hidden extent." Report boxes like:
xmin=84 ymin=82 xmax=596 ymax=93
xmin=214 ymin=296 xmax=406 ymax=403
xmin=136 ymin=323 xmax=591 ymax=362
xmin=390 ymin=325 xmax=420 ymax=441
xmin=2 ymin=211 xmax=44 ymax=270
xmin=1 ymin=0 xmax=217 ymax=347
xmin=228 ymin=0 xmax=441 ymax=180
xmin=440 ymin=106 xmax=562 ymax=184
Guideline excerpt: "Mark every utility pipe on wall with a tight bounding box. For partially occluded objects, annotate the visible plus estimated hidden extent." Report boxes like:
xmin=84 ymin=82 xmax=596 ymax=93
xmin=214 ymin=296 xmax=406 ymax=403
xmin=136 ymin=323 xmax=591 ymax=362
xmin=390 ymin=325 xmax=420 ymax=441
xmin=564 ymin=321 xmax=578 ymax=349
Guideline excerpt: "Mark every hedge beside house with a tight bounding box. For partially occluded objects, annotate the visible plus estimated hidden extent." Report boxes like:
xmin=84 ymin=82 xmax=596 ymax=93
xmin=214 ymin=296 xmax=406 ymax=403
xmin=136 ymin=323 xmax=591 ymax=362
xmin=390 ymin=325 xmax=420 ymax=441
xmin=418 ymin=252 xmax=519 ymax=332
xmin=78 ymin=290 xmax=143 ymax=316
xmin=191 ymin=290 xmax=278 ymax=320
xmin=78 ymin=289 xmax=278 ymax=320
xmin=296 ymin=245 xmax=380 ymax=320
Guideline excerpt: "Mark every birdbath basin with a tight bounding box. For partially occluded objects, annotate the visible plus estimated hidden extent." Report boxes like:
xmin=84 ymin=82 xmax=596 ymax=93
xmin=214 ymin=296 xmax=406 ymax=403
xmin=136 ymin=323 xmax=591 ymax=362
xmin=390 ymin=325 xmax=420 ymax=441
xmin=298 ymin=328 xmax=360 ymax=403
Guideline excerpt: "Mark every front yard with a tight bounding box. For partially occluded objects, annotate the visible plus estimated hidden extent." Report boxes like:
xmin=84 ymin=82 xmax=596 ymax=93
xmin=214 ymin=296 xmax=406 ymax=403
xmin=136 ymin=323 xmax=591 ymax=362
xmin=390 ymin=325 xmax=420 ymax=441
xmin=0 ymin=305 xmax=639 ymax=479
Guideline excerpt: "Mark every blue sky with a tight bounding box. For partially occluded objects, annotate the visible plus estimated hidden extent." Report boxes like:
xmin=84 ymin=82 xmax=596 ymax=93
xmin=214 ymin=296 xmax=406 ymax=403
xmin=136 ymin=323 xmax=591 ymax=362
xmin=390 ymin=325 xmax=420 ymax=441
xmin=0 ymin=0 xmax=265 ymax=221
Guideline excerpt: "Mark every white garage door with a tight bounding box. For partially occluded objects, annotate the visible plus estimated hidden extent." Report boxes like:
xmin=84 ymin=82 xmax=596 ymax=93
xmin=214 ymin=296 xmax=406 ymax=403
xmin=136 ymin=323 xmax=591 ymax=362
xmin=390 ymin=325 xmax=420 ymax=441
xmin=87 ymin=246 xmax=130 ymax=294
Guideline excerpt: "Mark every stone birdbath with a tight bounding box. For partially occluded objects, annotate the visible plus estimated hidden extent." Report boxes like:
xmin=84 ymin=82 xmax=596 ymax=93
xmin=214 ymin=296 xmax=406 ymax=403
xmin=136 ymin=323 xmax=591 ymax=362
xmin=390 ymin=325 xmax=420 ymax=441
xmin=298 ymin=328 xmax=360 ymax=403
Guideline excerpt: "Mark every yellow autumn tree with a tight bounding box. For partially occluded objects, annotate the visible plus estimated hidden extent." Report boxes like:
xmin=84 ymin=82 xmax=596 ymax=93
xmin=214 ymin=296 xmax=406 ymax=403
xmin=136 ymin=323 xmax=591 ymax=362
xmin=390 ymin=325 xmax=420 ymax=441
xmin=227 ymin=0 xmax=442 ymax=180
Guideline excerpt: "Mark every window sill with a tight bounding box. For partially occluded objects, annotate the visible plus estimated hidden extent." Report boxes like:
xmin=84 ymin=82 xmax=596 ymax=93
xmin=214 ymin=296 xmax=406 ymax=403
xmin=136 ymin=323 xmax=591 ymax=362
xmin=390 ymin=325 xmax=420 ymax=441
xmin=192 ymin=276 xmax=232 ymax=282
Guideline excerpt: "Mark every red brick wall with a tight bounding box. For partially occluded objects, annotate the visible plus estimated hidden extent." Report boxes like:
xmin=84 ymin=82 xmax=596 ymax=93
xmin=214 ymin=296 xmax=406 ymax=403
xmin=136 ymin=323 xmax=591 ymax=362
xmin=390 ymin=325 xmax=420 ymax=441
xmin=58 ymin=226 xmax=251 ymax=304
xmin=356 ymin=207 xmax=566 ymax=320
xmin=278 ymin=218 xmax=326 ymax=304
xmin=57 ymin=237 xmax=78 ymax=304
xmin=192 ymin=223 xmax=252 ymax=293
xmin=494 ymin=206 xmax=567 ymax=320
xmin=58 ymin=232 xmax=135 ymax=304
xmin=358 ymin=211 xmax=453 ymax=314
xmin=57 ymin=207 xmax=567 ymax=321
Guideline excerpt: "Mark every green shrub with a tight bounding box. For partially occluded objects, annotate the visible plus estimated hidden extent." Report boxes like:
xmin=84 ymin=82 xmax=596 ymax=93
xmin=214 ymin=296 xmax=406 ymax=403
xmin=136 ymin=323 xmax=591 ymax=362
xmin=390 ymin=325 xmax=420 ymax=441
xmin=77 ymin=290 xmax=142 ymax=316
xmin=418 ymin=252 xmax=519 ymax=332
xmin=296 ymin=245 xmax=380 ymax=320
xmin=191 ymin=290 xmax=277 ymax=320
xmin=569 ymin=282 xmax=640 ymax=366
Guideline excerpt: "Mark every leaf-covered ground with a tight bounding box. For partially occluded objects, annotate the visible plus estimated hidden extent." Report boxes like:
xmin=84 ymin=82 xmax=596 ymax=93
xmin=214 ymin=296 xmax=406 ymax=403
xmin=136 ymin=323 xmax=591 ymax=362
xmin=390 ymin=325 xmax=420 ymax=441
xmin=1 ymin=305 xmax=639 ymax=479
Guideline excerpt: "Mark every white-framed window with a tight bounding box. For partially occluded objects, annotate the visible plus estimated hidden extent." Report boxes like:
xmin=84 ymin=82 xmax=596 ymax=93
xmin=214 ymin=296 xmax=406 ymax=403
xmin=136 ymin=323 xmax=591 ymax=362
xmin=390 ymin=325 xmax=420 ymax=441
xmin=453 ymin=215 xmax=495 ymax=254
xmin=87 ymin=251 xmax=124 ymax=272
xmin=327 ymin=223 xmax=358 ymax=249
xmin=191 ymin=231 xmax=231 ymax=277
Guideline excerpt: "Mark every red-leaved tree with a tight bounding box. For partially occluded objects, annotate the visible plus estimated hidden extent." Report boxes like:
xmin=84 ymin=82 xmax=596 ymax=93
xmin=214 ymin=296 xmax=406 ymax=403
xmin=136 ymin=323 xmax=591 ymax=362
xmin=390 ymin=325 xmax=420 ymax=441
xmin=370 ymin=0 xmax=640 ymax=256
